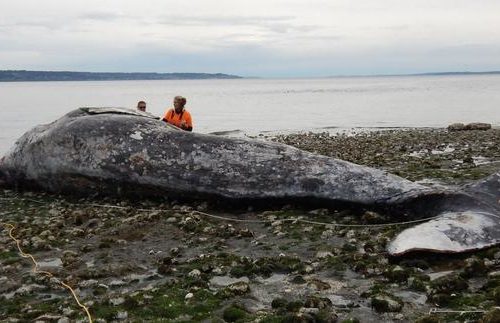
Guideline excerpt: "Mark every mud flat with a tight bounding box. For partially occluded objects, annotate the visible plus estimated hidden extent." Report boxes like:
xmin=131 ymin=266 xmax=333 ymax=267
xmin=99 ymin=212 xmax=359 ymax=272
xmin=1 ymin=128 xmax=500 ymax=322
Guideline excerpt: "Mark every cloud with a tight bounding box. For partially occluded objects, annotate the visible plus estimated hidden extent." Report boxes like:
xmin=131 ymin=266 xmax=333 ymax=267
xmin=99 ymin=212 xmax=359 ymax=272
xmin=0 ymin=20 xmax=64 ymax=31
xmin=0 ymin=0 xmax=500 ymax=76
xmin=78 ymin=11 xmax=129 ymax=21
xmin=155 ymin=14 xmax=320 ymax=35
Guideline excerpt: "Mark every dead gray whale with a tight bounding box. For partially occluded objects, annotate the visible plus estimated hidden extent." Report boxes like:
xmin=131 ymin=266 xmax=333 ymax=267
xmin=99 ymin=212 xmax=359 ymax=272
xmin=0 ymin=107 xmax=499 ymax=255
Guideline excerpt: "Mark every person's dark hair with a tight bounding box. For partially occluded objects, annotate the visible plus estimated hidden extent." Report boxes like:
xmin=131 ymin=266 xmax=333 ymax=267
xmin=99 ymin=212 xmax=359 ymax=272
xmin=174 ymin=96 xmax=187 ymax=105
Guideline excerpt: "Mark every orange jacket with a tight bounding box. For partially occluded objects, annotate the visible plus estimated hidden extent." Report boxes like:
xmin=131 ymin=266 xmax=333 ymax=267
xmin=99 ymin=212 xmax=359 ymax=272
xmin=162 ymin=108 xmax=193 ymax=131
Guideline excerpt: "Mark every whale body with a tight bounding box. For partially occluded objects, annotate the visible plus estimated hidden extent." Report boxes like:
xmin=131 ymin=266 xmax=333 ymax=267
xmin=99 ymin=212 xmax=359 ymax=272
xmin=0 ymin=107 xmax=499 ymax=255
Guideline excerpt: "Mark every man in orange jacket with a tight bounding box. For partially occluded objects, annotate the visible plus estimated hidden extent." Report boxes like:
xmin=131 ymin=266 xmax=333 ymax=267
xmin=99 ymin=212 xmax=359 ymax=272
xmin=162 ymin=96 xmax=193 ymax=132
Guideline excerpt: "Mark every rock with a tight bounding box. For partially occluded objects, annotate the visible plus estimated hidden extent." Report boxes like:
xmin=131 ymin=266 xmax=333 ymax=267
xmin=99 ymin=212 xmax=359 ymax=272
xmin=408 ymin=275 xmax=429 ymax=292
xmin=66 ymin=228 xmax=85 ymax=237
xmin=448 ymin=122 xmax=492 ymax=131
xmin=321 ymin=229 xmax=334 ymax=239
xmin=227 ymin=281 xmax=250 ymax=295
xmin=31 ymin=237 xmax=48 ymax=250
xmin=196 ymin=202 xmax=209 ymax=211
xmin=314 ymin=309 xmax=338 ymax=323
xmin=462 ymin=257 xmax=487 ymax=277
xmin=290 ymin=275 xmax=307 ymax=284
xmin=110 ymin=297 xmax=125 ymax=306
xmin=109 ymin=279 xmax=126 ymax=287
xmin=465 ymin=122 xmax=492 ymax=131
xmin=271 ymin=297 xmax=288 ymax=309
xmin=371 ymin=294 xmax=403 ymax=313
xmin=361 ymin=211 xmax=385 ymax=224
xmin=415 ymin=316 xmax=440 ymax=323
xmin=209 ymin=276 xmax=249 ymax=288
xmin=309 ymin=208 xmax=329 ymax=216
xmin=345 ymin=230 xmax=356 ymax=239
xmin=304 ymin=296 xmax=333 ymax=309
xmin=115 ymin=311 xmax=128 ymax=320
xmin=61 ymin=250 xmax=79 ymax=266
xmin=34 ymin=315 xmax=63 ymax=321
xmin=328 ymin=295 xmax=355 ymax=308
xmin=57 ymin=317 xmax=70 ymax=323
xmin=169 ymin=247 xmax=180 ymax=256
xmin=430 ymin=273 xmax=468 ymax=294
xmin=316 ymin=251 xmax=334 ymax=259
xmin=185 ymin=293 xmax=194 ymax=300
xmin=78 ymin=279 xmax=99 ymax=288
xmin=448 ymin=123 xmax=466 ymax=131
xmin=14 ymin=284 xmax=46 ymax=296
xmin=39 ymin=230 xmax=52 ymax=238
xmin=157 ymin=263 xmax=172 ymax=275
xmin=72 ymin=210 xmax=88 ymax=225
xmin=480 ymin=308 xmax=500 ymax=323
xmin=384 ymin=265 xmax=410 ymax=283
xmin=463 ymin=155 xmax=474 ymax=164
xmin=307 ymin=278 xmax=331 ymax=290
xmin=223 ymin=305 xmax=247 ymax=322
xmin=87 ymin=218 xmax=99 ymax=228
xmin=488 ymin=271 xmax=500 ymax=279
xmin=166 ymin=217 xmax=177 ymax=223
xmin=188 ymin=269 xmax=201 ymax=278
xmin=493 ymin=286 xmax=500 ymax=305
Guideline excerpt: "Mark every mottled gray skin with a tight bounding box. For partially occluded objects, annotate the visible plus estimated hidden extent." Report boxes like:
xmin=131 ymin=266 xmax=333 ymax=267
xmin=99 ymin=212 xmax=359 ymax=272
xmin=0 ymin=108 xmax=499 ymax=255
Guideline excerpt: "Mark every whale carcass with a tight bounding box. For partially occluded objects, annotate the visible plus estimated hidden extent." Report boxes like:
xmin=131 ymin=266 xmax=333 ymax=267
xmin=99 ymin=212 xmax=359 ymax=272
xmin=0 ymin=107 xmax=499 ymax=255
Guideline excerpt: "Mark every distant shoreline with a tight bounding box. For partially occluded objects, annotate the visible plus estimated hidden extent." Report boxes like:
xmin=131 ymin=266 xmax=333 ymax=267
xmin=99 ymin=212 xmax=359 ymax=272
xmin=324 ymin=71 xmax=500 ymax=79
xmin=2 ymin=70 xmax=500 ymax=82
xmin=0 ymin=70 xmax=242 ymax=82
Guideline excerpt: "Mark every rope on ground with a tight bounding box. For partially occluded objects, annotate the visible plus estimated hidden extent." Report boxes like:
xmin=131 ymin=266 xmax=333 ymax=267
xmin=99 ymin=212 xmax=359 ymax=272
xmin=0 ymin=196 xmax=46 ymax=204
xmin=86 ymin=203 xmax=440 ymax=227
xmin=429 ymin=306 xmax=500 ymax=315
xmin=0 ymin=197 xmax=459 ymax=227
xmin=0 ymin=222 xmax=93 ymax=323
xmin=429 ymin=308 xmax=492 ymax=315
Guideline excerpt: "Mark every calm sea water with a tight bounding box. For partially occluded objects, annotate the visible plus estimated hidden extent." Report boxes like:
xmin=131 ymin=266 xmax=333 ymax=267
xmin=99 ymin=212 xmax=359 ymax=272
xmin=1 ymin=75 xmax=499 ymax=154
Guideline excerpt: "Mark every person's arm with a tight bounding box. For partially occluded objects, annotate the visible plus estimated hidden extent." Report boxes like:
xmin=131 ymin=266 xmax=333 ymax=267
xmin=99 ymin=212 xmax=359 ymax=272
xmin=183 ymin=113 xmax=193 ymax=131
xmin=161 ymin=109 xmax=171 ymax=123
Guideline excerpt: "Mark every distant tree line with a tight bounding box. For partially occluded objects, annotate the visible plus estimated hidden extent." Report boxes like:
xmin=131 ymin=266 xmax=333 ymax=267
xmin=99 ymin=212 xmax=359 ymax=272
xmin=0 ymin=70 xmax=242 ymax=82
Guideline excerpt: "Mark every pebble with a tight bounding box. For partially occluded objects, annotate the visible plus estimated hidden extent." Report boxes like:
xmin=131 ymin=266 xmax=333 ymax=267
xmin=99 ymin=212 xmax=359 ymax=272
xmin=185 ymin=292 xmax=194 ymax=300
xmin=188 ymin=269 xmax=201 ymax=278
xmin=109 ymin=279 xmax=126 ymax=287
xmin=116 ymin=311 xmax=128 ymax=320
xmin=110 ymin=297 xmax=125 ymax=306
xmin=321 ymin=229 xmax=334 ymax=239
xmin=227 ymin=281 xmax=250 ymax=295
xmin=315 ymin=251 xmax=334 ymax=259
xmin=488 ymin=271 xmax=500 ymax=279
xmin=79 ymin=279 xmax=99 ymax=288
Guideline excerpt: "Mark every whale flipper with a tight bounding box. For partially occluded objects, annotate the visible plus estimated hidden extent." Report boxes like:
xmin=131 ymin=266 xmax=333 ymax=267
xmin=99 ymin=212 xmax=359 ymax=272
xmin=388 ymin=210 xmax=500 ymax=255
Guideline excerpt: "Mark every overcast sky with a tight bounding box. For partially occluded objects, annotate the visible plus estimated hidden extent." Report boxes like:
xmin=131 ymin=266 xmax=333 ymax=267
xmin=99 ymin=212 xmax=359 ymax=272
xmin=1 ymin=0 xmax=499 ymax=77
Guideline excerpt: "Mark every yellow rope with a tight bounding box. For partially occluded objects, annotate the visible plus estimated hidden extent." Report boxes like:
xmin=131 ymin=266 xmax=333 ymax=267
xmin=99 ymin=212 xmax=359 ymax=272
xmin=0 ymin=223 xmax=93 ymax=323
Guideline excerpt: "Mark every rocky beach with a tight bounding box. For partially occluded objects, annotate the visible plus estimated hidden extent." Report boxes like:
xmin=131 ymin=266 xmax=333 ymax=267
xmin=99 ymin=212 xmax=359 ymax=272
xmin=1 ymin=128 xmax=500 ymax=322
